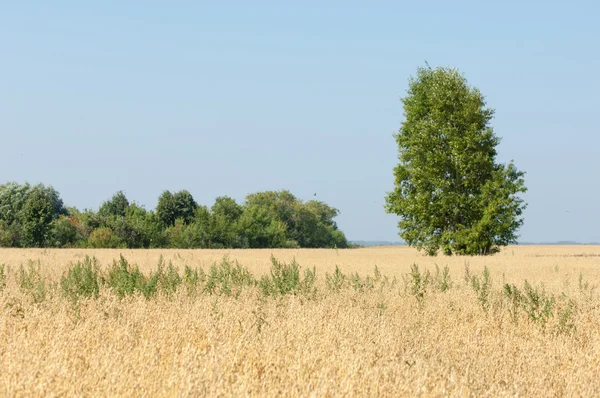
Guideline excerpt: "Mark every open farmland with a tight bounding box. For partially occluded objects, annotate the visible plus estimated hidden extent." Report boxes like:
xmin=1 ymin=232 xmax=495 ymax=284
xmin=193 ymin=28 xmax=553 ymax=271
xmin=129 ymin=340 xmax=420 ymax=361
xmin=1 ymin=246 xmax=600 ymax=396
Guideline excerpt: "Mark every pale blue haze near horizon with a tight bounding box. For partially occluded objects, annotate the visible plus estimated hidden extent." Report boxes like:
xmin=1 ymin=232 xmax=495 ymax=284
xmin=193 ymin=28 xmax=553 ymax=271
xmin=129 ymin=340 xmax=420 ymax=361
xmin=1 ymin=1 xmax=598 ymax=243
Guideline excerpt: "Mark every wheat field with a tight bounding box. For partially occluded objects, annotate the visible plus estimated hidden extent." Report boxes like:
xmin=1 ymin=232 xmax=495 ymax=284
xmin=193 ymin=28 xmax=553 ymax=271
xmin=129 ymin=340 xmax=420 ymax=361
xmin=1 ymin=246 xmax=600 ymax=397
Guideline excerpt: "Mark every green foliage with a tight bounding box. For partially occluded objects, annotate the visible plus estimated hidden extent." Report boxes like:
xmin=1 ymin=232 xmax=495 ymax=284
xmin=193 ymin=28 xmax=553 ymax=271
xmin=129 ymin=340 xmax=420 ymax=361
xmin=87 ymin=227 xmax=122 ymax=248
xmin=503 ymin=283 xmax=523 ymax=322
xmin=183 ymin=265 xmax=206 ymax=296
xmin=557 ymin=298 xmax=576 ymax=335
xmin=259 ymin=256 xmax=317 ymax=297
xmin=522 ymin=280 xmax=555 ymax=324
xmin=0 ymin=183 xmax=66 ymax=248
xmin=385 ymin=66 xmax=527 ymax=255
xmin=503 ymin=280 xmax=559 ymax=326
xmin=98 ymin=191 xmax=129 ymax=218
xmin=326 ymin=265 xmax=347 ymax=292
xmin=173 ymin=191 xmax=198 ymax=224
xmin=350 ymin=271 xmax=366 ymax=292
xmin=124 ymin=204 xmax=165 ymax=248
xmin=158 ymin=259 xmax=183 ymax=296
xmin=299 ymin=266 xmax=318 ymax=298
xmin=434 ymin=264 xmax=453 ymax=292
xmin=238 ymin=205 xmax=289 ymax=248
xmin=0 ymin=183 xmax=348 ymax=249
xmin=156 ymin=191 xmax=177 ymax=227
xmin=469 ymin=266 xmax=492 ymax=311
xmin=0 ymin=221 xmax=12 ymax=247
xmin=106 ymin=255 xmax=159 ymax=298
xmin=165 ymin=219 xmax=208 ymax=248
xmin=156 ymin=190 xmax=197 ymax=227
xmin=60 ymin=256 xmax=101 ymax=302
xmin=204 ymin=256 xmax=255 ymax=297
xmin=240 ymin=191 xmax=348 ymax=249
xmin=405 ymin=264 xmax=431 ymax=305
xmin=0 ymin=182 xmax=65 ymax=225
xmin=0 ymin=255 xmax=588 ymax=338
xmin=0 ymin=263 xmax=6 ymax=291
xmin=50 ymin=216 xmax=82 ymax=248
xmin=578 ymin=271 xmax=597 ymax=302
xmin=209 ymin=198 xmax=245 ymax=248
xmin=21 ymin=189 xmax=56 ymax=247
xmin=19 ymin=261 xmax=47 ymax=303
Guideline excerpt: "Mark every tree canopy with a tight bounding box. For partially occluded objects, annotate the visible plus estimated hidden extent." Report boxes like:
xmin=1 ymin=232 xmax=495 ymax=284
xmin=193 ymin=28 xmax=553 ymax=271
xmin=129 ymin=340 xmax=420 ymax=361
xmin=0 ymin=183 xmax=350 ymax=249
xmin=385 ymin=66 xmax=527 ymax=255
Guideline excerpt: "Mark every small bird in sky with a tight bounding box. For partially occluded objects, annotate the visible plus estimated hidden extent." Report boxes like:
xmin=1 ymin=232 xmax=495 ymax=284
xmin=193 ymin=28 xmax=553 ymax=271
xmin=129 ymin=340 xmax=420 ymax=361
xmin=314 ymin=193 xmax=316 ymax=197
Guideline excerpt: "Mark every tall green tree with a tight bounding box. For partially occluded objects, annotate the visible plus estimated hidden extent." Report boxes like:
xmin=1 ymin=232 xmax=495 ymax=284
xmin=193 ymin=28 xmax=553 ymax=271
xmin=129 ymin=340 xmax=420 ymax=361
xmin=156 ymin=190 xmax=198 ymax=226
xmin=385 ymin=66 xmax=527 ymax=256
xmin=172 ymin=190 xmax=197 ymax=224
xmin=21 ymin=189 xmax=55 ymax=247
xmin=156 ymin=191 xmax=177 ymax=227
xmin=209 ymin=197 xmax=244 ymax=248
xmin=98 ymin=191 xmax=129 ymax=218
xmin=0 ymin=182 xmax=66 ymax=247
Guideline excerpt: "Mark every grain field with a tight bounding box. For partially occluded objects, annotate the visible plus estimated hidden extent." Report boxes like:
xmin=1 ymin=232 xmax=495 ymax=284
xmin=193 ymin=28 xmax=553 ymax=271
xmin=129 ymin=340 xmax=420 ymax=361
xmin=1 ymin=246 xmax=599 ymax=396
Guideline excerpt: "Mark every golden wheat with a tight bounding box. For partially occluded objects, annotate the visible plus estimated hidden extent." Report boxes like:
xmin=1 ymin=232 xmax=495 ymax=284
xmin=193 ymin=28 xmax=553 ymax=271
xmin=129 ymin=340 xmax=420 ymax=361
xmin=1 ymin=246 xmax=599 ymax=397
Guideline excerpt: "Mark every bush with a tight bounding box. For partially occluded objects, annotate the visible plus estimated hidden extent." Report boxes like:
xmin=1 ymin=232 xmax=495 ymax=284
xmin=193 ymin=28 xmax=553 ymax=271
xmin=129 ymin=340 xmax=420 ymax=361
xmin=50 ymin=216 xmax=82 ymax=248
xmin=60 ymin=256 xmax=101 ymax=302
xmin=19 ymin=261 xmax=47 ymax=303
xmin=468 ymin=266 xmax=492 ymax=311
xmin=204 ymin=256 xmax=255 ymax=297
xmin=183 ymin=265 xmax=206 ymax=296
xmin=326 ymin=265 xmax=347 ymax=292
xmin=0 ymin=263 xmax=6 ymax=291
xmin=522 ymin=280 xmax=555 ymax=324
xmin=158 ymin=257 xmax=183 ymax=296
xmin=404 ymin=264 xmax=431 ymax=305
xmin=259 ymin=256 xmax=317 ymax=297
xmin=88 ymin=227 xmax=122 ymax=248
xmin=503 ymin=280 xmax=557 ymax=326
xmin=106 ymin=255 xmax=158 ymax=298
xmin=434 ymin=264 xmax=453 ymax=292
xmin=503 ymin=283 xmax=522 ymax=322
xmin=0 ymin=221 xmax=12 ymax=247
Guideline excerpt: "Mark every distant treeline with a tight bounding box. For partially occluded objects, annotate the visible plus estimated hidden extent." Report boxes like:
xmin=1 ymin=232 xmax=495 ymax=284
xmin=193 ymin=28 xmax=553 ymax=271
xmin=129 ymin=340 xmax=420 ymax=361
xmin=0 ymin=182 xmax=350 ymax=249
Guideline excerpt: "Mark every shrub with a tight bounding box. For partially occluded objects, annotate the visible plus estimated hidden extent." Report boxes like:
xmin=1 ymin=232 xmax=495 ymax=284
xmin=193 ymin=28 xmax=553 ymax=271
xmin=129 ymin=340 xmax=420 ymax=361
xmin=350 ymin=272 xmax=365 ymax=292
xmin=88 ymin=227 xmax=122 ymax=248
xmin=404 ymin=263 xmax=431 ymax=305
xmin=183 ymin=265 xmax=205 ymax=296
xmin=326 ymin=265 xmax=347 ymax=292
xmin=434 ymin=264 xmax=452 ymax=292
xmin=106 ymin=255 xmax=158 ymax=298
xmin=0 ymin=263 xmax=6 ymax=291
xmin=50 ymin=216 xmax=82 ymax=248
xmin=60 ymin=256 xmax=101 ymax=302
xmin=469 ymin=266 xmax=492 ymax=311
xmin=298 ymin=266 xmax=318 ymax=298
xmin=503 ymin=283 xmax=523 ymax=322
xmin=522 ymin=280 xmax=555 ymax=324
xmin=158 ymin=258 xmax=183 ymax=296
xmin=557 ymin=297 xmax=576 ymax=335
xmin=204 ymin=256 xmax=255 ymax=297
xmin=259 ymin=256 xmax=317 ymax=297
xmin=504 ymin=280 xmax=558 ymax=326
xmin=578 ymin=272 xmax=597 ymax=302
xmin=19 ymin=261 xmax=47 ymax=303
xmin=0 ymin=221 xmax=12 ymax=247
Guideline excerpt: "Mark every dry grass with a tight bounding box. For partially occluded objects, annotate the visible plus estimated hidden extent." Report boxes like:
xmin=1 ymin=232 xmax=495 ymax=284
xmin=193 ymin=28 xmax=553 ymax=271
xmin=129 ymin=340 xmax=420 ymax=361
xmin=1 ymin=246 xmax=600 ymax=397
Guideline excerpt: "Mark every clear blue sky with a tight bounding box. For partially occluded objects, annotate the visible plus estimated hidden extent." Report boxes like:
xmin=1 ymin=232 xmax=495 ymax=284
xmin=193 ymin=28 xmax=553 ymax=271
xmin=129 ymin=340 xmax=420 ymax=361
xmin=1 ymin=1 xmax=598 ymax=243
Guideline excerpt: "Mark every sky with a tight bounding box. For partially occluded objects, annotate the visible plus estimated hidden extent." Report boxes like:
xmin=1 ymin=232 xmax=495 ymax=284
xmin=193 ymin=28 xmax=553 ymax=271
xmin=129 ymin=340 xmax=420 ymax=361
xmin=1 ymin=1 xmax=599 ymax=243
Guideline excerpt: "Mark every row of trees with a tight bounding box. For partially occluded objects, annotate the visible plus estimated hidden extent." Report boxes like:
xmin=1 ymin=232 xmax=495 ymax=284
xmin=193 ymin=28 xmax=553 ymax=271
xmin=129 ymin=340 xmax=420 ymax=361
xmin=0 ymin=183 xmax=349 ymax=249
